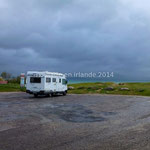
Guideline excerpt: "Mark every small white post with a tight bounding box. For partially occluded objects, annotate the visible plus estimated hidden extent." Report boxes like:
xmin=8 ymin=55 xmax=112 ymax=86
xmin=20 ymin=73 xmax=25 ymax=87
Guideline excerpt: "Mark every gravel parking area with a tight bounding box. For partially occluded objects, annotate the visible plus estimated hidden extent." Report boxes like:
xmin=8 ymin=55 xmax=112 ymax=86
xmin=1 ymin=93 xmax=150 ymax=150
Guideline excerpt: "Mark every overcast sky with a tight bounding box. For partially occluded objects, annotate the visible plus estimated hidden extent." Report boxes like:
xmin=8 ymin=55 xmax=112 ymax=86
xmin=0 ymin=0 xmax=150 ymax=80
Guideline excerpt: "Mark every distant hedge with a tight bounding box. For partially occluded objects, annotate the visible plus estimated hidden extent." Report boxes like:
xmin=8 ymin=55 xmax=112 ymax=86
xmin=0 ymin=77 xmax=4 ymax=81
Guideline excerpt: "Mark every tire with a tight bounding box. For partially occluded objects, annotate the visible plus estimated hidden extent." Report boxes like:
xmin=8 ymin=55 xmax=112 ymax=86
xmin=46 ymin=94 xmax=50 ymax=97
xmin=63 ymin=91 xmax=67 ymax=96
xmin=34 ymin=94 xmax=38 ymax=98
xmin=51 ymin=93 xmax=54 ymax=97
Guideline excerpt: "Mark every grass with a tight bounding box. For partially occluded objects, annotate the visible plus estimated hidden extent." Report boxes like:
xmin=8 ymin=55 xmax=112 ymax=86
xmin=0 ymin=82 xmax=150 ymax=96
xmin=0 ymin=83 xmax=26 ymax=92
xmin=68 ymin=82 xmax=150 ymax=96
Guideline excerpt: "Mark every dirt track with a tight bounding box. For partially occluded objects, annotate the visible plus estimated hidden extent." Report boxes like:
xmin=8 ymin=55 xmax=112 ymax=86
xmin=1 ymin=93 xmax=150 ymax=150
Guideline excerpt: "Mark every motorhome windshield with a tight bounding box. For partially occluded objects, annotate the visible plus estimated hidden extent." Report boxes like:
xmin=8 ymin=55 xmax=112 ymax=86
xmin=30 ymin=77 xmax=41 ymax=83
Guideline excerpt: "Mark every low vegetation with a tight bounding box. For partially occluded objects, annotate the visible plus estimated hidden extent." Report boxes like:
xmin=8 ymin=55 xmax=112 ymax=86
xmin=0 ymin=82 xmax=150 ymax=96
xmin=68 ymin=82 xmax=150 ymax=96
xmin=0 ymin=84 xmax=25 ymax=92
xmin=0 ymin=77 xmax=4 ymax=81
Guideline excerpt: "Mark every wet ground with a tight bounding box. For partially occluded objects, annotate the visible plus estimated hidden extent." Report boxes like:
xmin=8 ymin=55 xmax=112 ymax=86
xmin=1 ymin=93 xmax=150 ymax=150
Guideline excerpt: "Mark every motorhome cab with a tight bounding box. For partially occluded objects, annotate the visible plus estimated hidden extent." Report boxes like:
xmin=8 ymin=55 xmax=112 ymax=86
xmin=26 ymin=71 xmax=67 ymax=97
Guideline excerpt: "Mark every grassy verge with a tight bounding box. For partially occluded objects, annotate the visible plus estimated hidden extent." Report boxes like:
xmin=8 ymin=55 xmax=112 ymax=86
xmin=68 ymin=82 xmax=150 ymax=96
xmin=0 ymin=82 xmax=150 ymax=96
xmin=0 ymin=84 xmax=26 ymax=92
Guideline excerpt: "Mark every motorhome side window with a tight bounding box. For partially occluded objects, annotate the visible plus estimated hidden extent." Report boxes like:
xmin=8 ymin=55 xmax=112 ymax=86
xmin=52 ymin=78 xmax=56 ymax=82
xmin=59 ymin=79 xmax=61 ymax=83
xmin=30 ymin=77 xmax=41 ymax=83
xmin=62 ymin=79 xmax=67 ymax=85
xmin=46 ymin=78 xmax=51 ymax=83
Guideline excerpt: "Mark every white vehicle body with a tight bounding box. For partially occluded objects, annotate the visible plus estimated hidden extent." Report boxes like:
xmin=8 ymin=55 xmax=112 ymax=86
xmin=26 ymin=71 xmax=67 ymax=96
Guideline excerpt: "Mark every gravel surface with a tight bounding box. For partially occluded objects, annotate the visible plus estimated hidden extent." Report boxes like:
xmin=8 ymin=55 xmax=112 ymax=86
xmin=1 ymin=93 xmax=150 ymax=150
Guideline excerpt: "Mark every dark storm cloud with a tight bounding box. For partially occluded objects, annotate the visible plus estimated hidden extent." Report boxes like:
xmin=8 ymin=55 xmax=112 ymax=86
xmin=0 ymin=0 xmax=150 ymax=80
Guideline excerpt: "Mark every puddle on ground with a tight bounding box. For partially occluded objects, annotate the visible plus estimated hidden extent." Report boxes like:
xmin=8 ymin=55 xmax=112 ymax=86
xmin=39 ymin=103 xmax=117 ymax=123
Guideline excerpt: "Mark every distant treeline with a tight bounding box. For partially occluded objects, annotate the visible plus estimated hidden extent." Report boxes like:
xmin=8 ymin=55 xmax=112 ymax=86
xmin=0 ymin=72 xmax=20 ymax=84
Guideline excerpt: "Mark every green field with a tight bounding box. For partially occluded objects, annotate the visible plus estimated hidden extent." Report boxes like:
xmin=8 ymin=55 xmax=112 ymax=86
xmin=0 ymin=84 xmax=25 ymax=92
xmin=68 ymin=82 xmax=150 ymax=96
xmin=0 ymin=82 xmax=150 ymax=96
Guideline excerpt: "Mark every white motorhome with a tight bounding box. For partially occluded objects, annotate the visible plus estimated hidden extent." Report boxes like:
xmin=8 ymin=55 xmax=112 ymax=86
xmin=26 ymin=71 xmax=67 ymax=97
